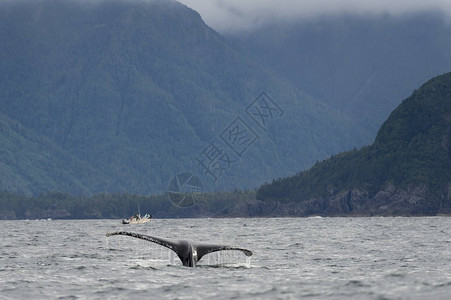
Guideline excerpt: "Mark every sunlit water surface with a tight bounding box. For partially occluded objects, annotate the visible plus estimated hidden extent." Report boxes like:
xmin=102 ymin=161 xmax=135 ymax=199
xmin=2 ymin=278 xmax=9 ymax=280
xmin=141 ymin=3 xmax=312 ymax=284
xmin=1 ymin=217 xmax=450 ymax=299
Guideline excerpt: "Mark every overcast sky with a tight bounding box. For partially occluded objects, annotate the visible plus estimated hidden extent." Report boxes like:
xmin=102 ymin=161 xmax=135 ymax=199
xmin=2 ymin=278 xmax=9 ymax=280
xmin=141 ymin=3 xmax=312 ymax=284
xmin=177 ymin=0 xmax=451 ymax=33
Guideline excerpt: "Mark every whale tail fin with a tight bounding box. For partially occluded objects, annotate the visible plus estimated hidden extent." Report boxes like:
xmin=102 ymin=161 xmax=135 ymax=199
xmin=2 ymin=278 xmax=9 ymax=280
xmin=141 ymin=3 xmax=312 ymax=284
xmin=195 ymin=244 xmax=253 ymax=262
xmin=106 ymin=231 xmax=252 ymax=267
xmin=106 ymin=231 xmax=179 ymax=252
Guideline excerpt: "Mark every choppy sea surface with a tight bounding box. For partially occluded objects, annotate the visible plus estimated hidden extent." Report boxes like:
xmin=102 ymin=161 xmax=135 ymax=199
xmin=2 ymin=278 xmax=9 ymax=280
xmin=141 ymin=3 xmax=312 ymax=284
xmin=1 ymin=217 xmax=450 ymax=299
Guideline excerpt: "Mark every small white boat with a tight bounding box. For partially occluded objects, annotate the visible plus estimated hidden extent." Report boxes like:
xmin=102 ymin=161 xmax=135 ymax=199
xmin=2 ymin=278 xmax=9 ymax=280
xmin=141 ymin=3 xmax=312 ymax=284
xmin=122 ymin=213 xmax=152 ymax=224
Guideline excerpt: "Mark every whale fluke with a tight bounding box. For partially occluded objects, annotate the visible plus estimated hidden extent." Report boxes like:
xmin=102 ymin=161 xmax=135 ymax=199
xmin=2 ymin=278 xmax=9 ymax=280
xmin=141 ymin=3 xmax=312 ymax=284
xmin=106 ymin=231 xmax=253 ymax=267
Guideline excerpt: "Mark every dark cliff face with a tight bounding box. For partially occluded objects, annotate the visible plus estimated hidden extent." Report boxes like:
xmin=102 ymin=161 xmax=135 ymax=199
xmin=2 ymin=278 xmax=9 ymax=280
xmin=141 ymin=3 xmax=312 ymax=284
xmin=255 ymin=73 xmax=451 ymax=216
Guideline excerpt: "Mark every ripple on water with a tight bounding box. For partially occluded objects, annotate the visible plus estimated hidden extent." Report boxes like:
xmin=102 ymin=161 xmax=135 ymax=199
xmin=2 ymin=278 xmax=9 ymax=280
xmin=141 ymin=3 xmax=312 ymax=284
xmin=0 ymin=218 xmax=450 ymax=299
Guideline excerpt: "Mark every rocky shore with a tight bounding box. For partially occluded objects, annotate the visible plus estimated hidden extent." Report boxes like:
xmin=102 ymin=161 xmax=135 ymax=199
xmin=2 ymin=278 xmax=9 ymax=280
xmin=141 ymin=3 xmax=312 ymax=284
xmin=218 ymin=183 xmax=451 ymax=217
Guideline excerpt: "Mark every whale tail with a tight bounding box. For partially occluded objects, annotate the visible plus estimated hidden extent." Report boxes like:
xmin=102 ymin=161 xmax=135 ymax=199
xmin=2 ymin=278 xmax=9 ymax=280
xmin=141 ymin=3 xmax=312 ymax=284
xmin=106 ymin=231 xmax=253 ymax=267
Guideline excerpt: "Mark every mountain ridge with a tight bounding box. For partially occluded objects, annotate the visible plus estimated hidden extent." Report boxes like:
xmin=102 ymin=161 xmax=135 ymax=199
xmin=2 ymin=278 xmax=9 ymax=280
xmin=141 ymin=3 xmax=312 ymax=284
xmin=255 ymin=72 xmax=451 ymax=216
xmin=228 ymin=12 xmax=451 ymax=138
xmin=0 ymin=0 xmax=366 ymax=195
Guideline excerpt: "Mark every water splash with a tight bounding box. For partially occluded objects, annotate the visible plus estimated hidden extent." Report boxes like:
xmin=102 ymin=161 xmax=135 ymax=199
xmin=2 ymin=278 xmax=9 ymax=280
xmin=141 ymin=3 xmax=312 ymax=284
xmin=168 ymin=249 xmax=175 ymax=265
xmin=246 ymin=256 xmax=252 ymax=268
xmin=199 ymin=250 xmax=251 ymax=268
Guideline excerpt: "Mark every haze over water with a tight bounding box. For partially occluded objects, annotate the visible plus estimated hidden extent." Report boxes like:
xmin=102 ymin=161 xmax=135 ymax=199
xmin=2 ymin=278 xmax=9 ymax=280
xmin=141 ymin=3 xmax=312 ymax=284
xmin=1 ymin=217 xmax=450 ymax=299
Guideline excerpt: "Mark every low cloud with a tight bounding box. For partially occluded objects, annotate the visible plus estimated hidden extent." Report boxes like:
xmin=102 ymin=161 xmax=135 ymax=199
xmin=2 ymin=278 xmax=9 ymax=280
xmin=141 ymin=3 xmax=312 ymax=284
xmin=178 ymin=0 xmax=451 ymax=33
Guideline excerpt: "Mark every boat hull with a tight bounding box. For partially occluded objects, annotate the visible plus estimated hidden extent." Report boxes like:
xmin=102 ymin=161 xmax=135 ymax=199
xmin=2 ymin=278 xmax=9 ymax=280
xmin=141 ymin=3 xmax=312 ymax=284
xmin=122 ymin=217 xmax=151 ymax=225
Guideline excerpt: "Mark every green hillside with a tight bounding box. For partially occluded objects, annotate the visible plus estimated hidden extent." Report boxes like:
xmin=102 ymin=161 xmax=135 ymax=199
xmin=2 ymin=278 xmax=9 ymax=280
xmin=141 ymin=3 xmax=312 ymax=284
xmin=0 ymin=0 xmax=366 ymax=195
xmin=257 ymin=73 xmax=451 ymax=215
xmin=0 ymin=112 xmax=112 ymax=195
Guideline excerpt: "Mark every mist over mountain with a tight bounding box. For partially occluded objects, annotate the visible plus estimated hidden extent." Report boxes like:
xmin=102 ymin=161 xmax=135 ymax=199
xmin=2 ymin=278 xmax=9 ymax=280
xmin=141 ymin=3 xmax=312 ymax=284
xmin=227 ymin=12 xmax=451 ymax=137
xmin=0 ymin=0 xmax=366 ymax=195
xmin=179 ymin=0 xmax=451 ymax=34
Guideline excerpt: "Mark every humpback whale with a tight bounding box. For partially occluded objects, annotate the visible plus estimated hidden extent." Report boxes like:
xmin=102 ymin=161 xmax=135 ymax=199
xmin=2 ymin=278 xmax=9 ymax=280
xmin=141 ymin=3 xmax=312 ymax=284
xmin=106 ymin=231 xmax=253 ymax=267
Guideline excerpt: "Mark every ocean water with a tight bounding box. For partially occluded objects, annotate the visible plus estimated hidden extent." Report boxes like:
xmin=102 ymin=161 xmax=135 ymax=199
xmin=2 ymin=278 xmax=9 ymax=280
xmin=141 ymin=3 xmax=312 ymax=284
xmin=0 ymin=217 xmax=450 ymax=299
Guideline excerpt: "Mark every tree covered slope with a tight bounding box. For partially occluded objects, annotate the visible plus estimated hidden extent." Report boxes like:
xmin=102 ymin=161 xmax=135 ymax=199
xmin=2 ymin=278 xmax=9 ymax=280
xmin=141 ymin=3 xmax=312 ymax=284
xmin=0 ymin=0 xmax=366 ymax=195
xmin=257 ymin=73 xmax=451 ymax=215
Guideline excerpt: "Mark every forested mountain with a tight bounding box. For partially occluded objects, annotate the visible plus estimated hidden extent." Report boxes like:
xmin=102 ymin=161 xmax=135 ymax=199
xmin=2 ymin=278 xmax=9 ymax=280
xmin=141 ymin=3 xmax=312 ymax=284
xmin=0 ymin=0 xmax=366 ymax=195
xmin=2 ymin=71 xmax=450 ymax=218
xmin=256 ymin=73 xmax=451 ymax=216
xmin=0 ymin=112 xmax=110 ymax=195
xmin=229 ymin=13 xmax=451 ymax=138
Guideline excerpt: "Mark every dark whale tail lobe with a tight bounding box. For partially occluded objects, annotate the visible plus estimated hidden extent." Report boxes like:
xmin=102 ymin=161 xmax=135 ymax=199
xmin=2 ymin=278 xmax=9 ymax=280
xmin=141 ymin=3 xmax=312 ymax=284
xmin=106 ymin=231 xmax=253 ymax=267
